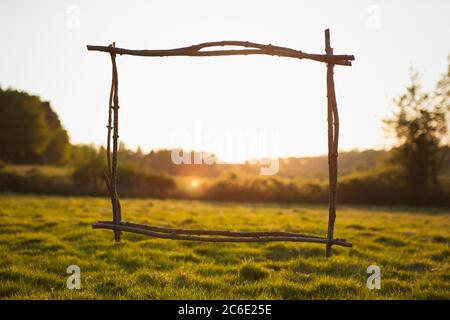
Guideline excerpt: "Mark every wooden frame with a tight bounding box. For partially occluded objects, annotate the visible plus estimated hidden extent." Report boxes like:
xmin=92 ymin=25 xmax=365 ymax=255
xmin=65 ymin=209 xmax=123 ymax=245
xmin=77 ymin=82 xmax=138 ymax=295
xmin=87 ymin=29 xmax=354 ymax=257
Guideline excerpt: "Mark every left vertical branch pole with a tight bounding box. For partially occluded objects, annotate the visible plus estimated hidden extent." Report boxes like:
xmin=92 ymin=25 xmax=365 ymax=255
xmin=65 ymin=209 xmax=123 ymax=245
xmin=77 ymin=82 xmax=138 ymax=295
xmin=325 ymin=29 xmax=339 ymax=257
xmin=107 ymin=43 xmax=122 ymax=242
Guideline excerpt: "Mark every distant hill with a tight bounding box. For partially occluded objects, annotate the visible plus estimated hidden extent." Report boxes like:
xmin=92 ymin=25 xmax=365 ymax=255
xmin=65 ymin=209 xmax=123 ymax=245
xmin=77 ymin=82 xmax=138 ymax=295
xmin=137 ymin=147 xmax=450 ymax=181
xmin=277 ymin=149 xmax=389 ymax=179
xmin=135 ymin=148 xmax=389 ymax=180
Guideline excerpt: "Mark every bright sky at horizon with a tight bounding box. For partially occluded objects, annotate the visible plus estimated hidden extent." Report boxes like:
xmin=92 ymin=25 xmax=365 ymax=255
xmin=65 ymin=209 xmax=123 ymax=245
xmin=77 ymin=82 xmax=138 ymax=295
xmin=0 ymin=0 xmax=449 ymax=162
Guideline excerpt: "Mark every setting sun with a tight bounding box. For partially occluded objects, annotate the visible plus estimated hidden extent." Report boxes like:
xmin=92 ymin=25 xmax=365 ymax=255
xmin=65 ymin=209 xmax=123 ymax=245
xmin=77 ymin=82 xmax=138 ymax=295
xmin=191 ymin=179 xmax=200 ymax=188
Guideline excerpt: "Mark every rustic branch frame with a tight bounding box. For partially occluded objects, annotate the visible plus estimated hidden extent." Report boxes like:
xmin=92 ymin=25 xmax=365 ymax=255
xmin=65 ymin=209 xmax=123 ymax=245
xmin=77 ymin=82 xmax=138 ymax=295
xmin=87 ymin=29 xmax=354 ymax=257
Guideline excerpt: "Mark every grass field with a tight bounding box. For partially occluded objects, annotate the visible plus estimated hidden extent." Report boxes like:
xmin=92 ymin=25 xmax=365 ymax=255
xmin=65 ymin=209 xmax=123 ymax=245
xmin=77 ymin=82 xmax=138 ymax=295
xmin=0 ymin=194 xmax=449 ymax=299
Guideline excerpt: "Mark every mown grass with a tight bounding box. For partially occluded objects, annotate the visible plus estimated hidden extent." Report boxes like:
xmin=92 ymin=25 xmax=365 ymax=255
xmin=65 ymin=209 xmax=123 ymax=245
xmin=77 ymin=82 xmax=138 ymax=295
xmin=0 ymin=194 xmax=448 ymax=299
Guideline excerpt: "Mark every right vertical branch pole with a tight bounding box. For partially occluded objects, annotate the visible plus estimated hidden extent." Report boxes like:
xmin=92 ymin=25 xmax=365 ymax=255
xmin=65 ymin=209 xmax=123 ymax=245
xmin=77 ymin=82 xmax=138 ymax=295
xmin=108 ymin=43 xmax=122 ymax=242
xmin=325 ymin=29 xmax=339 ymax=257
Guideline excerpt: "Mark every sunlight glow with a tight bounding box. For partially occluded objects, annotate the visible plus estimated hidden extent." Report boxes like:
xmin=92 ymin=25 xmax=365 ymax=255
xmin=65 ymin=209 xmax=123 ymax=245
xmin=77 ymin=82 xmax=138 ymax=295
xmin=191 ymin=179 xmax=200 ymax=188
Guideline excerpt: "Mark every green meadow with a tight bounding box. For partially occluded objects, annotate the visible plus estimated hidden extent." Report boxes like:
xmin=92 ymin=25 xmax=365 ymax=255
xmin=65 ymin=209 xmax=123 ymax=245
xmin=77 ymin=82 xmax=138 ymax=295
xmin=0 ymin=194 xmax=448 ymax=299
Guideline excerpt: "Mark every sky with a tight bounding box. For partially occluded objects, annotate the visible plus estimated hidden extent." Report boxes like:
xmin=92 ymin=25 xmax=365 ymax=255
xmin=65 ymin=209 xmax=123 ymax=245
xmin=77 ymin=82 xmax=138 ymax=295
xmin=0 ymin=0 xmax=449 ymax=162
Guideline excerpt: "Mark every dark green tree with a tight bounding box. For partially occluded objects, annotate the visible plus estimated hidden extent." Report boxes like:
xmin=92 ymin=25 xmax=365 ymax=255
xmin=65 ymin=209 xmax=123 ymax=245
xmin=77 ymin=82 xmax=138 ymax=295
xmin=40 ymin=102 xmax=70 ymax=164
xmin=384 ymin=64 xmax=449 ymax=203
xmin=0 ymin=87 xmax=70 ymax=164
xmin=0 ymin=88 xmax=50 ymax=163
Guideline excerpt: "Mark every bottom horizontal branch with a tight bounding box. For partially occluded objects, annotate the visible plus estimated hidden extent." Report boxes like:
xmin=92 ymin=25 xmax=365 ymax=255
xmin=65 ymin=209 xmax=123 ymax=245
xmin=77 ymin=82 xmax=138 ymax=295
xmin=92 ymin=221 xmax=352 ymax=247
xmin=97 ymin=220 xmax=324 ymax=239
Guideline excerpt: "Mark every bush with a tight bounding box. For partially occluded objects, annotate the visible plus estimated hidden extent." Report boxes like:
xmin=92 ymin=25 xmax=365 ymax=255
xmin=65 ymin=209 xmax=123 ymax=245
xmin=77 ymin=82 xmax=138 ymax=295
xmin=202 ymin=175 xmax=327 ymax=203
xmin=72 ymin=162 xmax=176 ymax=198
xmin=72 ymin=155 xmax=106 ymax=196
xmin=117 ymin=166 xmax=176 ymax=198
xmin=0 ymin=170 xmax=72 ymax=195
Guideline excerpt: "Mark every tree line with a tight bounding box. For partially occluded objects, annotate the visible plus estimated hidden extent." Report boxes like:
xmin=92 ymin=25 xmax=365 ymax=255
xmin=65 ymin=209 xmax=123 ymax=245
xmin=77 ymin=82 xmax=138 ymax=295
xmin=0 ymin=59 xmax=449 ymax=205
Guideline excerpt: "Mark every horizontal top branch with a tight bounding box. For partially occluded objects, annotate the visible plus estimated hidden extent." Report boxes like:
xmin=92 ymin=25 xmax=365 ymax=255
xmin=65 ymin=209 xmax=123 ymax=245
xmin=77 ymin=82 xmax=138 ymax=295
xmin=87 ymin=40 xmax=355 ymax=66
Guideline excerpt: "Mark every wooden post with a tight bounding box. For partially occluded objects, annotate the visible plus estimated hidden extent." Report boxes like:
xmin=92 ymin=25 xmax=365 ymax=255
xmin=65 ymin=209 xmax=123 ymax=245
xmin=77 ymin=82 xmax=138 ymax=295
xmin=325 ymin=29 xmax=339 ymax=257
xmin=106 ymin=44 xmax=114 ymax=177
xmin=109 ymin=44 xmax=122 ymax=242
